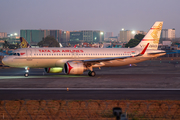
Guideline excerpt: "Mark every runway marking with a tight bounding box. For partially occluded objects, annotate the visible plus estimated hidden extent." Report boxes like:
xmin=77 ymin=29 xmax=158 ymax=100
xmin=0 ymin=88 xmax=180 ymax=90
xmin=0 ymin=75 xmax=87 ymax=79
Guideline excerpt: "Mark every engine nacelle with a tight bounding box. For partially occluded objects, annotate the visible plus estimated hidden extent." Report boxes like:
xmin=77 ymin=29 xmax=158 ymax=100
xmin=44 ymin=67 xmax=63 ymax=73
xmin=64 ymin=61 xmax=86 ymax=75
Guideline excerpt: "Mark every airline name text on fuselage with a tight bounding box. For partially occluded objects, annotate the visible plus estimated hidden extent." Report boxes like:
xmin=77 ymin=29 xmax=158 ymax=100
xmin=38 ymin=49 xmax=84 ymax=53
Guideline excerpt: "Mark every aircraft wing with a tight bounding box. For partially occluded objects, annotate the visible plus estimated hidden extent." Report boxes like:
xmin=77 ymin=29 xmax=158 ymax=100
xmin=83 ymin=43 xmax=149 ymax=64
xmin=83 ymin=56 xmax=132 ymax=63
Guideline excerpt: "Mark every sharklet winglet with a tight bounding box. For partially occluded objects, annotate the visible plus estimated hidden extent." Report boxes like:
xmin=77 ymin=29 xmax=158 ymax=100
xmin=140 ymin=43 xmax=149 ymax=55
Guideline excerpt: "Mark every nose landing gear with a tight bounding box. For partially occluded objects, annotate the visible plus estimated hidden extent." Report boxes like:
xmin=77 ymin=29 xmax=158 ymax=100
xmin=24 ymin=73 xmax=29 ymax=77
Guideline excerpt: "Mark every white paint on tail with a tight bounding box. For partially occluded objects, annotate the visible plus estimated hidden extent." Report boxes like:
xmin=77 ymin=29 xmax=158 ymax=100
xmin=135 ymin=21 xmax=163 ymax=50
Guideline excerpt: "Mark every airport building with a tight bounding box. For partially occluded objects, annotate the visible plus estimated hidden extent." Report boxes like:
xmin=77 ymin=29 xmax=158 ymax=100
xmin=161 ymin=29 xmax=175 ymax=39
xmin=119 ymin=30 xmax=134 ymax=43
xmin=119 ymin=30 xmax=146 ymax=43
xmin=20 ymin=30 xmax=62 ymax=45
xmin=0 ymin=32 xmax=20 ymax=45
xmin=105 ymin=32 xmax=113 ymax=38
xmin=61 ymin=31 xmax=70 ymax=46
xmin=69 ymin=30 xmax=104 ymax=44
xmin=104 ymin=36 xmax=118 ymax=42
xmin=49 ymin=30 xmax=62 ymax=42
xmin=0 ymin=32 xmax=7 ymax=38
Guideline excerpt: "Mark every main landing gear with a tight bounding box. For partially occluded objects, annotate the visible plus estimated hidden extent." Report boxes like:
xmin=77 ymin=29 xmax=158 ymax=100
xmin=24 ymin=67 xmax=30 ymax=77
xmin=87 ymin=66 xmax=96 ymax=77
xmin=88 ymin=71 xmax=96 ymax=77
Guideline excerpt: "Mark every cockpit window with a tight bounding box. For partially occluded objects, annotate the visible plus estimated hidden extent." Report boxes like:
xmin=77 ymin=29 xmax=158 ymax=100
xmin=9 ymin=53 xmax=20 ymax=56
xmin=9 ymin=53 xmax=14 ymax=55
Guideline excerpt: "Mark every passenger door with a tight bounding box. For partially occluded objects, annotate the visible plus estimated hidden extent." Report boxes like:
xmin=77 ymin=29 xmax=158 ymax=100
xmin=26 ymin=49 xmax=32 ymax=61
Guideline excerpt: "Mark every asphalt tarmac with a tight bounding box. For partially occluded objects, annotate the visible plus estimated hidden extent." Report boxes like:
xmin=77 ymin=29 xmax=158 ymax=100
xmin=0 ymin=90 xmax=179 ymax=100
xmin=0 ymin=60 xmax=180 ymax=100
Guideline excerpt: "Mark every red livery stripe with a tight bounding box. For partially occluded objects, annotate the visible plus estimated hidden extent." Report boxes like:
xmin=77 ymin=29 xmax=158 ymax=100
xmin=67 ymin=62 xmax=73 ymax=74
xmin=20 ymin=53 xmax=25 ymax=55
xmin=142 ymin=39 xmax=155 ymax=41
xmin=150 ymin=28 xmax=160 ymax=30
xmin=140 ymin=43 xmax=149 ymax=55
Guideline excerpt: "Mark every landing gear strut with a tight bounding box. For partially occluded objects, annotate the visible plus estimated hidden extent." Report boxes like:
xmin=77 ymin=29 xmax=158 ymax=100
xmin=87 ymin=66 xmax=96 ymax=77
xmin=24 ymin=67 xmax=29 ymax=77
xmin=88 ymin=71 xmax=96 ymax=77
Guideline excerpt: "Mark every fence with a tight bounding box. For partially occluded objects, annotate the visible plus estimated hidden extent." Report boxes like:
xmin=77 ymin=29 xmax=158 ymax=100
xmin=0 ymin=100 xmax=180 ymax=120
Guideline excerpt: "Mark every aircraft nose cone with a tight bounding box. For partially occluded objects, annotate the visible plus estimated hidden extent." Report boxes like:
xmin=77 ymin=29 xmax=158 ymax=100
xmin=2 ymin=57 xmax=8 ymax=65
xmin=2 ymin=58 xmax=5 ymax=65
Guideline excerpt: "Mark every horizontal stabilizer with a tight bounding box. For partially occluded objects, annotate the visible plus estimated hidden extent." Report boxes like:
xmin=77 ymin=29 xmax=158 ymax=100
xmin=148 ymin=52 xmax=166 ymax=55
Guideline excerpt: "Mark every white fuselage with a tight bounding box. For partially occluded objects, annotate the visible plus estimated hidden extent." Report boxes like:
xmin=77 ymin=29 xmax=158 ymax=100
xmin=2 ymin=47 xmax=165 ymax=68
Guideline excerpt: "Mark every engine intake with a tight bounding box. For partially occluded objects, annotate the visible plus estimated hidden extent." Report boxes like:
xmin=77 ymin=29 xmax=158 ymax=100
xmin=64 ymin=61 xmax=86 ymax=75
xmin=44 ymin=67 xmax=63 ymax=73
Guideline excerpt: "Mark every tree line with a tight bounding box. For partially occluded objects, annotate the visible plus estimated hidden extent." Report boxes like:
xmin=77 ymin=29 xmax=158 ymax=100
xmin=125 ymin=34 xmax=145 ymax=48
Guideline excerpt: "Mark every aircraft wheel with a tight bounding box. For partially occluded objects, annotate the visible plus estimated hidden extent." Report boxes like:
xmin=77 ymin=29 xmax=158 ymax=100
xmin=88 ymin=71 xmax=96 ymax=77
xmin=91 ymin=71 xmax=96 ymax=77
xmin=24 ymin=73 xmax=29 ymax=77
xmin=88 ymin=71 xmax=92 ymax=76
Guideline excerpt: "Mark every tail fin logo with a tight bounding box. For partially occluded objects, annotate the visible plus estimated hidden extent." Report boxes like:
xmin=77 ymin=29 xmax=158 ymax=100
xmin=20 ymin=37 xmax=29 ymax=48
xmin=21 ymin=40 xmax=27 ymax=48
xmin=151 ymin=23 xmax=163 ymax=44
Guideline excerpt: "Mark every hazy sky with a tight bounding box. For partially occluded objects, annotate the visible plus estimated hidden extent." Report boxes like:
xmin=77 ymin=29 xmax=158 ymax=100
xmin=0 ymin=0 xmax=180 ymax=37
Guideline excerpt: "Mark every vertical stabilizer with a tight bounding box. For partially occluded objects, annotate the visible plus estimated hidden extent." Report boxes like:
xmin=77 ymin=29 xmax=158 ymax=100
xmin=135 ymin=21 xmax=163 ymax=50
xmin=20 ymin=37 xmax=30 ymax=48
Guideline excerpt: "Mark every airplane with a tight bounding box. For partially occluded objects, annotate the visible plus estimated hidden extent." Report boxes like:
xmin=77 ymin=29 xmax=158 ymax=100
xmin=2 ymin=21 xmax=166 ymax=77
xmin=20 ymin=37 xmax=31 ymax=48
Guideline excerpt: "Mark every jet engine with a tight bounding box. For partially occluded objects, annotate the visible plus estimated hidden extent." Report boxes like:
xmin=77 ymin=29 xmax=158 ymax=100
xmin=44 ymin=67 xmax=63 ymax=73
xmin=64 ymin=61 xmax=86 ymax=75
